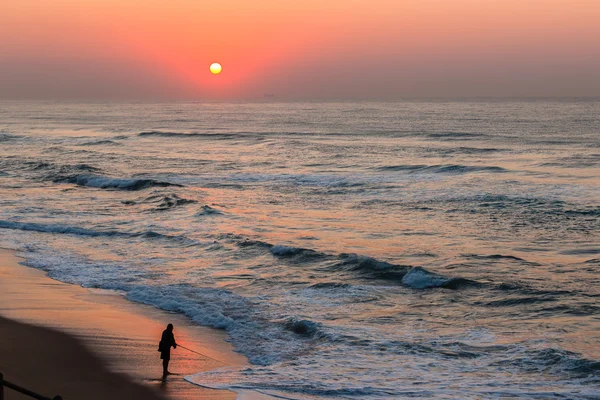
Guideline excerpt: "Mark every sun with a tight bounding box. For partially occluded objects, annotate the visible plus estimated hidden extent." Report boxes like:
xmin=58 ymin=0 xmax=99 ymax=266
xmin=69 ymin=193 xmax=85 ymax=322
xmin=210 ymin=62 xmax=222 ymax=75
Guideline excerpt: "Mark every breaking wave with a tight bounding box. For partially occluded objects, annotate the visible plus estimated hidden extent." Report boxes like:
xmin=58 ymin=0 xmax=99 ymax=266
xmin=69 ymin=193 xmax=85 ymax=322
xmin=125 ymin=285 xmax=321 ymax=365
xmin=55 ymin=174 xmax=182 ymax=190
xmin=236 ymin=240 xmax=475 ymax=289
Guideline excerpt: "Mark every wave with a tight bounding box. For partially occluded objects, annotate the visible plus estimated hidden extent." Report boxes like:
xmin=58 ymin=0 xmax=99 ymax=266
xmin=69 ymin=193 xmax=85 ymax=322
xmin=332 ymin=254 xmax=476 ymax=289
xmin=195 ymin=205 xmax=223 ymax=216
xmin=331 ymin=254 xmax=476 ymax=290
xmin=236 ymin=240 xmax=474 ymax=290
xmin=55 ymin=174 xmax=182 ymax=191
xmin=185 ymin=338 xmax=600 ymax=400
xmin=0 ymin=220 xmax=124 ymax=237
xmin=237 ymin=238 xmax=274 ymax=249
xmin=17 ymin=160 xmax=102 ymax=174
xmin=0 ymin=220 xmax=195 ymax=244
xmin=270 ymin=244 xmax=323 ymax=258
xmin=427 ymin=194 xmax=600 ymax=235
xmin=153 ymin=195 xmax=196 ymax=211
xmin=31 ymin=162 xmax=53 ymax=170
xmin=3 ymin=159 xmax=187 ymax=194
xmin=138 ymin=130 xmax=293 ymax=140
xmin=331 ymin=253 xmax=409 ymax=280
xmin=0 ymin=133 xmax=22 ymax=142
xmin=139 ymin=130 xmax=198 ymax=137
xmin=123 ymin=194 xmax=197 ymax=211
xmin=473 ymin=196 xmax=600 ymax=220
xmin=463 ymin=253 xmax=538 ymax=264
xmin=401 ymin=267 xmax=476 ymax=289
xmin=308 ymin=282 xmax=351 ymax=289
xmin=494 ymin=283 xmax=578 ymax=298
xmin=531 ymin=303 xmax=600 ymax=316
xmin=439 ymin=146 xmax=504 ymax=155
xmin=237 ymin=241 xmax=327 ymax=262
xmin=61 ymin=163 xmax=102 ymax=173
xmin=559 ymin=248 xmax=600 ymax=255
xmin=282 ymin=317 xmax=321 ymax=336
xmin=564 ymin=208 xmax=600 ymax=217
xmin=482 ymin=296 xmax=558 ymax=307
xmin=375 ymin=164 xmax=508 ymax=174
xmin=138 ymin=131 xmax=245 ymax=140
xmin=76 ymin=139 xmax=120 ymax=146
xmin=493 ymin=347 xmax=600 ymax=378
xmin=472 ymin=283 xmax=596 ymax=313
xmin=359 ymin=195 xmax=599 ymax=230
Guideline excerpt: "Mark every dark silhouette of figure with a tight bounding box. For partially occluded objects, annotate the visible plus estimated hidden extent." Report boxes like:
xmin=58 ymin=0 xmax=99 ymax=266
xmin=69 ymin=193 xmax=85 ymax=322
xmin=158 ymin=323 xmax=177 ymax=377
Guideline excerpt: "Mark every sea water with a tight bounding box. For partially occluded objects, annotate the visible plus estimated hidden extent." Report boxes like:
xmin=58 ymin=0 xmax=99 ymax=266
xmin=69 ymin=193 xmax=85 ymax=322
xmin=1 ymin=100 xmax=599 ymax=399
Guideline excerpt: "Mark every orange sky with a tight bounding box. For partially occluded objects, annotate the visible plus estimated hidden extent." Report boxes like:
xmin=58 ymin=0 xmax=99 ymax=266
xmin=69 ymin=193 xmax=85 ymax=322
xmin=1 ymin=0 xmax=599 ymax=99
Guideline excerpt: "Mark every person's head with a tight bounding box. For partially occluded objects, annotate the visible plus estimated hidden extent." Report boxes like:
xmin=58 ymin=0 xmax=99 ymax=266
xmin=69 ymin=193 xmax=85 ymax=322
xmin=166 ymin=323 xmax=173 ymax=332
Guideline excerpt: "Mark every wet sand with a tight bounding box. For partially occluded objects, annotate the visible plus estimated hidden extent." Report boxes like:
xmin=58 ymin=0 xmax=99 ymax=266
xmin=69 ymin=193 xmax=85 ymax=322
xmin=0 ymin=248 xmax=248 ymax=400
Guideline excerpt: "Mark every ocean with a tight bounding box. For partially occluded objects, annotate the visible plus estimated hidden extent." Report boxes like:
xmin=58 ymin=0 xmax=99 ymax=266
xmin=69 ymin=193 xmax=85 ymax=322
xmin=1 ymin=100 xmax=599 ymax=399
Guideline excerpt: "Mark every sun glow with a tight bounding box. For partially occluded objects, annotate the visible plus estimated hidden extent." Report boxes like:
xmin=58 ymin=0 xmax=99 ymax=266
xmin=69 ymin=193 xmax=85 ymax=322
xmin=210 ymin=63 xmax=222 ymax=75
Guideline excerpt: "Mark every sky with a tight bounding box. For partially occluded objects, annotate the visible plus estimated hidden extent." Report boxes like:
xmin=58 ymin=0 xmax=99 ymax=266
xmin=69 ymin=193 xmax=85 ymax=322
xmin=1 ymin=0 xmax=599 ymax=100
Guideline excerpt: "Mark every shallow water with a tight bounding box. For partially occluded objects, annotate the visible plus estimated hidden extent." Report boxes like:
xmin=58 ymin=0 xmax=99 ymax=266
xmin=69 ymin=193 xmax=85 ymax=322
xmin=1 ymin=100 xmax=599 ymax=399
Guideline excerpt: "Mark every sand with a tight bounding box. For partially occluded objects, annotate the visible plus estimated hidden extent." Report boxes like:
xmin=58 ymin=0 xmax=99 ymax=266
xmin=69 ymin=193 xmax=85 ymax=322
xmin=0 ymin=316 xmax=166 ymax=400
xmin=0 ymin=249 xmax=249 ymax=400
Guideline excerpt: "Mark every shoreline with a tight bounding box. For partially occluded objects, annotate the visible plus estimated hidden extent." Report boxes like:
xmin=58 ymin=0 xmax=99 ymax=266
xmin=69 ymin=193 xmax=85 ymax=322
xmin=0 ymin=248 xmax=249 ymax=400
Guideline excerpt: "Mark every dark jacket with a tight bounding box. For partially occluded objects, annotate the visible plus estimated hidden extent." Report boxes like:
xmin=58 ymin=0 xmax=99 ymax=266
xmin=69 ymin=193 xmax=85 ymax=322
xmin=158 ymin=329 xmax=176 ymax=359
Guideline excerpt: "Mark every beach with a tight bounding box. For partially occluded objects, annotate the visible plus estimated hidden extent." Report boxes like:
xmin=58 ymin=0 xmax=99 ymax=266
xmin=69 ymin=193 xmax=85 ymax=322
xmin=0 ymin=248 xmax=246 ymax=400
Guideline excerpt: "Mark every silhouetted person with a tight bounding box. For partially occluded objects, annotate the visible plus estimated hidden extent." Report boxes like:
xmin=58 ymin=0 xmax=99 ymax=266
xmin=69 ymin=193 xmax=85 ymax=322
xmin=158 ymin=323 xmax=177 ymax=377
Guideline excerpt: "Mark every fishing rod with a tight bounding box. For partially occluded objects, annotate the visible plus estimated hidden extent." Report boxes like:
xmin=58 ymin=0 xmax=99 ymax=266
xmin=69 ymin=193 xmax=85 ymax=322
xmin=177 ymin=344 xmax=225 ymax=364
